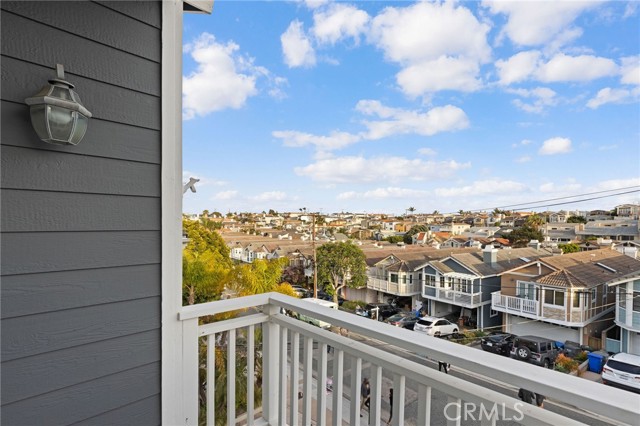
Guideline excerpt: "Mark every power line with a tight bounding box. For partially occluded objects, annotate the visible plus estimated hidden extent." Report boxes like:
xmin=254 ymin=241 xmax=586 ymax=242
xmin=484 ymin=185 xmax=640 ymax=211
xmin=465 ymin=186 xmax=640 ymax=214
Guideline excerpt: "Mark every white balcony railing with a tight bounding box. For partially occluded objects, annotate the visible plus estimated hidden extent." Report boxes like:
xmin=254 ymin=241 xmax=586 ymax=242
xmin=492 ymin=292 xmax=540 ymax=318
xmin=367 ymin=276 xmax=419 ymax=296
xmin=423 ymin=286 xmax=482 ymax=307
xmin=178 ymin=293 xmax=639 ymax=426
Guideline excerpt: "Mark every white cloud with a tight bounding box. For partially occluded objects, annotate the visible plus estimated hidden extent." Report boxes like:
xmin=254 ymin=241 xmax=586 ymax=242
xmin=620 ymin=56 xmax=640 ymax=86
xmin=434 ymin=180 xmax=527 ymax=197
xmin=281 ymin=20 xmax=316 ymax=68
xmin=369 ymin=2 xmax=490 ymax=96
xmin=586 ymin=87 xmax=640 ymax=109
xmin=249 ymin=191 xmax=288 ymax=202
xmin=515 ymin=156 xmax=531 ymax=163
xmin=311 ymin=3 xmax=370 ymax=45
xmin=357 ymin=101 xmax=470 ymax=139
xmin=273 ymin=130 xmax=360 ymax=150
xmin=338 ymin=187 xmax=429 ymax=200
xmin=539 ymin=137 xmax=572 ymax=155
xmin=418 ymin=148 xmax=437 ymax=156
xmin=495 ymin=51 xmax=541 ymax=85
xmin=303 ymin=0 xmax=329 ymax=10
xmin=396 ymin=56 xmax=482 ymax=96
xmin=213 ymin=190 xmax=239 ymax=200
xmin=295 ymin=155 xmax=470 ymax=183
xmin=597 ymin=144 xmax=618 ymax=151
xmin=274 ymin=101 xmax=469 ymax=152
xmin=497 ymin=52 xmax=617 ymax=85
xmin=483 ymin=1 xmax=599 ymax=47
xmin=509 ymin=87 xmax=558 ymax=114
xmin=183 ymin=33 xmax=260 ymax=119
xmin=536 ymin=53 xmax=617 ymax=82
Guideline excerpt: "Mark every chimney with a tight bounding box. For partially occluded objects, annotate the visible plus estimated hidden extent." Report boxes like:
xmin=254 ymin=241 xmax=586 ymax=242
xmin=528 ymin=239 xmax=541 ymax=250
xmin=483 ymin=245 xmax=498 ymax=265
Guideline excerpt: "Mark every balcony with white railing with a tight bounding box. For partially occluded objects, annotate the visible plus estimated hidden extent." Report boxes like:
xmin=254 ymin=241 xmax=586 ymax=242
xmin=423 ymin=286 xmax=482 ymax=308
xmin=177 ymin=293 xmax=638 ymax=426
xmin=367 ymin=276 xmax=420 ymax=296
xmin=492 ymin=292 xmax=540 ymax=319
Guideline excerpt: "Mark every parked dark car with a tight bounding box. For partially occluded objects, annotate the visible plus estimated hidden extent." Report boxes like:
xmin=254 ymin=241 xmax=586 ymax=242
xmin=510 ymin=335 xmax=560 ymax=368
xmin=384 ymin=312 xmax=418 ymax=330
xmin=480 ymin=332 xmax=517 ymax=356
xmin=363 ymin=303 xmax=399 ymax=320
xmin=561 ymin=340 xmax=592 ymax=358
xmin=316 ymin=290 xmax=345 ymax=305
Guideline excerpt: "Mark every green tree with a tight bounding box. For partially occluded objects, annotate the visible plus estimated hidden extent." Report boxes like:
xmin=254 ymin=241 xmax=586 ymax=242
xmin=558 ymin=243 xmax=580 ymax=253
xmin=567 ymin=215 xmax=587 ymax=224
xmin=403 ymin=224 xmax=429 ymax=244
xmin=506 ymin=225 xmax=544 ymax=248
xmin=526 ymin=213 xmax=546 ymax=227
xmin=316 ymin=242 xmax=367 ymax=304
xmin=385 ymin=235 xmax=404 ymax=244
xmin=182 ymin=219 xmax=233 ymax=305
xmin=231 ymin=257 xmax=289 ymax=297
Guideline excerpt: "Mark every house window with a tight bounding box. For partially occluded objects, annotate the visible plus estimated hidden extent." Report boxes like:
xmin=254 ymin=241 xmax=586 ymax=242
xmin=390 ymin=274 xmax=398 ymax=284
xmin=439 ymin=276 xmax=446 ymax=288
xmin=602 ymin=286 xmax=607 ymax=304
xmin=409 ymin=275 xmax=413 ymax=284
xmin=572 ymin=292 xmax=581 ymax=308
xmin=544 ymin=289 xmax=564 ymax=306
xmin=426 ymin=275 xmax=435 ymax=286
xmin=633 ymin=292 xmax=640 ymax=312
xmin=516 ymin=281 xmax=535 ymax=299
xmin=490 ymin=309 xmax=498 ymax=318
xmin=618 ymin=287 xmax=626 ymax=308
xmin=591 ymin=288 xmax=597 ymax=305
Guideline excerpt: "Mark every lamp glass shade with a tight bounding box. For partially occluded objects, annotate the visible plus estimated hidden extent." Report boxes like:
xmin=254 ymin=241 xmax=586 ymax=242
xmin=70 ymin=113 xmax=89 ymax=145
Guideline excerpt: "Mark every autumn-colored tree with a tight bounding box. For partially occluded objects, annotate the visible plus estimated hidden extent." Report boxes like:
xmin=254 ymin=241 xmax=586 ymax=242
xmin=316 ymin=242 xmax=367 ymax=304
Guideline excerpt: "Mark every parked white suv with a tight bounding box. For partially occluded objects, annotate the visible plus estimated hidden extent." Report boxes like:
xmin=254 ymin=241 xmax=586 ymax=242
xmin=601 ymin=352 xmax=640 ymax=393
xmin=413 ymin=316 xmax=459 ymax=337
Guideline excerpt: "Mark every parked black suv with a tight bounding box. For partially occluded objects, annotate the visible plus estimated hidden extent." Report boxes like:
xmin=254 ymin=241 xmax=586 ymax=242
xmin=480 ymin=332 xmax=517 ymax=356
xmin=510 ymin=335 xmax=560 ymax=368
xmin=363 ymin=303 xmax=399 ymax=320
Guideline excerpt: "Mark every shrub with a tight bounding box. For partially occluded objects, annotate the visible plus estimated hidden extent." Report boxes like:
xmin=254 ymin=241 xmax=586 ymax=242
xmin=341 ymin=300 xmax=367 ymax=312
xmin=554 ymin=353 xmax=579 ymax=373
xmin=574 ymin=350 xmax=588 ymax=363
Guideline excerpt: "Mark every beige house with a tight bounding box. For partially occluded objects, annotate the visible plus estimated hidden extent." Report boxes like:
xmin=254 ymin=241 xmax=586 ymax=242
xmin=493 ymin=249 xmax=640 ymax=346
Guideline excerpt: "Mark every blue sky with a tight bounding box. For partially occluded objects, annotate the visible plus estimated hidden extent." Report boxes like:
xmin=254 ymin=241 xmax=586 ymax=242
xmin=182 ymin=0 xmax=639 ymax=216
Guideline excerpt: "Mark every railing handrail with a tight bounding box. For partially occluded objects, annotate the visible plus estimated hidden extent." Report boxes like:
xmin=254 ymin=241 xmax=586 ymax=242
xmin=179 ymin=293 xmax=640 ymax=425
xmin=273 ymin=314 xmax=584 ymax=426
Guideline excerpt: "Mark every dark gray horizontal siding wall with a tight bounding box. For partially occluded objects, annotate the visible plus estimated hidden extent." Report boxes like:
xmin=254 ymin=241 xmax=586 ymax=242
xmin=1 ymin=2 xmax=162 ymax=425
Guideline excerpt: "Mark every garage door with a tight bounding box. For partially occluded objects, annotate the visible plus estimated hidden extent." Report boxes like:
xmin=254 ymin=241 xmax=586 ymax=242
xmin=507 ymin=315 xmax=580 ymax=342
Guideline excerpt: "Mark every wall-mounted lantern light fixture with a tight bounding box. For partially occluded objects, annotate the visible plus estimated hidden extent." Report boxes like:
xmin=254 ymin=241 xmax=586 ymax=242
xmin=25 ymin=64 xmax=92 ymax=146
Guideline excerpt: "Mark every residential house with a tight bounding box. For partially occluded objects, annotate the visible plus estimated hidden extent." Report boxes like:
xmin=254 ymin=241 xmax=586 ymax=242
xmin=616 ymin=203 xmax=640 ymax=219
xmin=549 ymin=211 xmax=569 ymax=223
xmin=605 ymin=266 xmax=640 ymax=354
xmin=419 ymin=247 xmax=554 ymax=330
xmin=541 ymin=223 xmax=580 ymax=243
xmin=576 ymin=218 xmax=639 ymax=242
xmin=492 ymin=249 xmax=640 ymax=346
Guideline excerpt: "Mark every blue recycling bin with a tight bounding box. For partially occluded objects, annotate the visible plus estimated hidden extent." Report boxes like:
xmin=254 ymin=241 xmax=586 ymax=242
xmin=587 ymin=352 xmax=605 ymax=373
